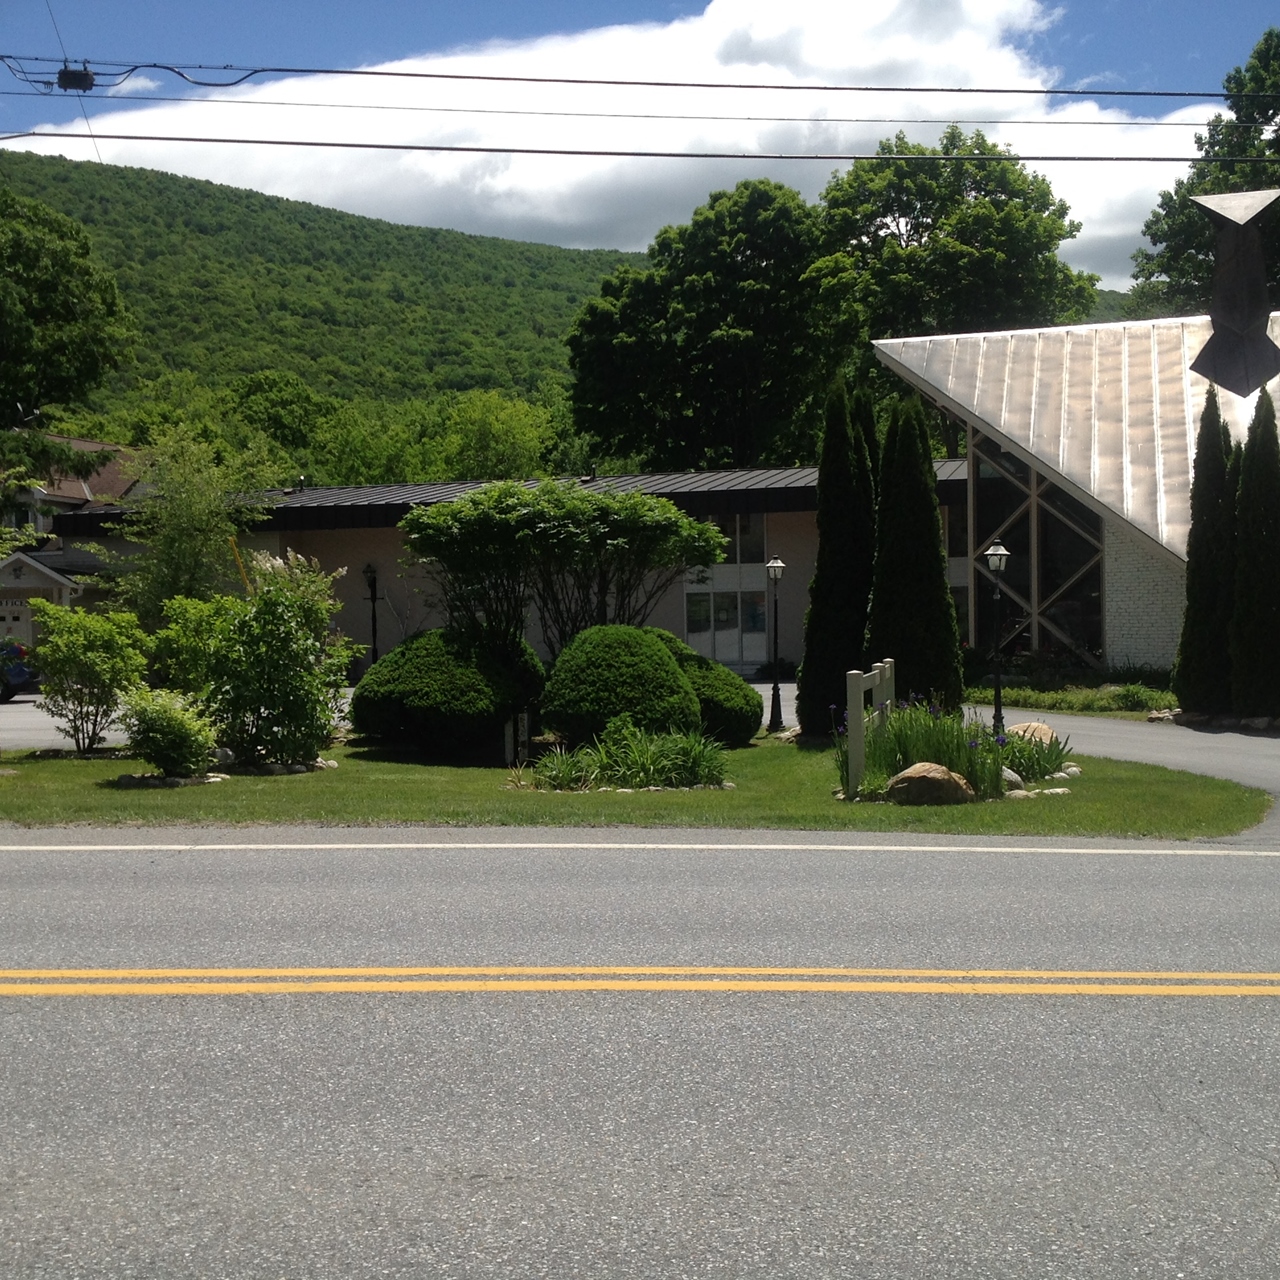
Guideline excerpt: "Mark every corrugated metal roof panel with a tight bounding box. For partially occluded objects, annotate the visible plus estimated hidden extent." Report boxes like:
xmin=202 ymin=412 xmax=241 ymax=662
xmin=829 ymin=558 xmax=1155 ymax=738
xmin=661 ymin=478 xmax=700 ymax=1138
xmin=874 ymin=314 xmax=1280 ymax=560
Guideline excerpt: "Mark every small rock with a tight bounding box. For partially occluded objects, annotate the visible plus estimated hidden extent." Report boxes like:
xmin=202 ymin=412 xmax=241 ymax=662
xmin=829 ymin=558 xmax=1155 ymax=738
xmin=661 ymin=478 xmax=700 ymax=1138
xmin=1211 ymin=715 xmax=1241 ymax=729
xmin=1005 ymin=789 xmax=1037 ymax=800
xmin=1173 ymin=711 xmax=1209 ymax=726
xmin=262 ymin=763 xmax=287 ymax=776
xmin=616 ymin=788 xmax=634 ymax=794
xmin=213 ymin=747 xmax=236 ymax=765
xmin=0 ymin=768 xmax=18 ymax=777
xmin=1041 ymin=787 xmax=1072 ymax=796
xmin=1063 ymin=766 xmax=1082 ymax=777
xmin=1049 ymin=771 xmax=1071 ymax=780
xmin=721 ymin=781 xmax=737 ymax=790
xmin=887 ymin=761 xmax=975 ymax=806
xmin=1001 ymin=766 xmax=1025 ymax=790
xmin=1147 ymin=710 xmax=1175 ymax=722
xmin=1241 ymin=716 xmax=1272 ymax=732
xmin=1006 ymin=721 xmax=1057 ymax=745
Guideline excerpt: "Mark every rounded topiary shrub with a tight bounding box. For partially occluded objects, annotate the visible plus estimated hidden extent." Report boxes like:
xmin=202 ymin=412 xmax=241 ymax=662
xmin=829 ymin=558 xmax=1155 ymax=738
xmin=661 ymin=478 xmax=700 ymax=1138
xmin=645 ymin=628 xmax=763 ymax=747
xmin=349 ymin=630 xmax=544 ymax=760
xmin=541 ymin=625 xmax=699 ymax=746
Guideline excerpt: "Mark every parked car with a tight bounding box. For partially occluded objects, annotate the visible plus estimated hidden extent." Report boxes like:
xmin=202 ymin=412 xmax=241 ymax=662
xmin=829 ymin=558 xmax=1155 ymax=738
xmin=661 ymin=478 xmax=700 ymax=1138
xmin=0 ymin=640 xmax=36 ymax=703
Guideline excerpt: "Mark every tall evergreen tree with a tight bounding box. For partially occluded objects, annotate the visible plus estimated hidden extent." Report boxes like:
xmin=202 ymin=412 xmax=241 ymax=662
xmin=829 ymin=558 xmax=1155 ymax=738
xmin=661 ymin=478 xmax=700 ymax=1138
xmin=866 ymin=398 xmax=963 ymax=708
xmin=795 ymin=380 xmax=876 ymax=733
xmin=1173 ymin=388 xmax=1236 ymax=713
xmin=1229 ymin=389 xmax=1280 ymax=717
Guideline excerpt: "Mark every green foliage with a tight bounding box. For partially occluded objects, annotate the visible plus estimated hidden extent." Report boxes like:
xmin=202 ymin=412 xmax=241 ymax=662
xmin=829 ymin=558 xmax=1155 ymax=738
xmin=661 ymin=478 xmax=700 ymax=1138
xmin=820 ymin=127 xmax=1097 ymax=373
xmin=1230 ymin=390 xmax=1280 ymax=717
xmin=866 ymin=398 xmax=963 ymax=708
xmin=400 ymin=481 xmax=725 ymax=658
xmin=0 ymin=149 xmax=641 ymax=408
xmin=644 ymin=628 xmax=763 ymax=747
xmin=107 ymin=425 xmax=276 ymax=628
xmin=1173 ymin=388 xmax=1237 ymax=713
xmin=526 ymin=486 xmax=726 ymax=658
xmin=1130 ymin=28 xmax=1280 ymax=312
xmin=119 ymin=688 xmax=217 ymax=778
xmin=28 ymin=599 xmax=148 ymax=752
xmin=533 ymin=715 xmax=727 ymax=791
xmin=796 ymin=381 xmax=876 ymax=733
xmin=568 ymin=178 xmax=851 ymax=468
xmin=0 ymin=184 xmax=133 ymax=481
xmin=1000 ymin=731 xmax=1071 ymax=782
xmin=349 ymin=629 xmax=544 ymax=759
xmin=172 ymin=553 xmax=359 ymax=765
xmin=856 ymin=704 xmax=1003 ymax=801
xmin=540 ymin=625 xmax=700 ymax=746
xmin=966 ymin=684 xmax=1173 ymax=713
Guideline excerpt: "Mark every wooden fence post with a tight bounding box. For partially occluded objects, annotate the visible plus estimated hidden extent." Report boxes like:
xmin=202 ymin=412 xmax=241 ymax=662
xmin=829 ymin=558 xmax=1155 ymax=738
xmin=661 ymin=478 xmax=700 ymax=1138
xmin=845 ymin=658 xmax=896 ymax=796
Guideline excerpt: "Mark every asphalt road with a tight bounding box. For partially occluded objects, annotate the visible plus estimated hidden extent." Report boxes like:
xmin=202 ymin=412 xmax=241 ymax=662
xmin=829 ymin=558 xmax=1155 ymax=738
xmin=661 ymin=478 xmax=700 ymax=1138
xmin=2 ymin=828 xmax=1279 ymax=1278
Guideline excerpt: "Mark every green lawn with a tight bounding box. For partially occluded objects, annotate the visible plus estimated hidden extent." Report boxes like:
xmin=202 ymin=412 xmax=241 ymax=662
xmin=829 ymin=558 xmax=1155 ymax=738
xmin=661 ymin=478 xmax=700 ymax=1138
xmin=0 ymin=739 xmax=1267 ymax=838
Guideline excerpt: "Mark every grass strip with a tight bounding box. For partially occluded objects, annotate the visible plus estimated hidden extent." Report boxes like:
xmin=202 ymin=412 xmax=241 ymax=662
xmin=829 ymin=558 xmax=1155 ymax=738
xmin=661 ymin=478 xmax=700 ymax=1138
xmin=0 ymin=739 xmax=1267 ymax=837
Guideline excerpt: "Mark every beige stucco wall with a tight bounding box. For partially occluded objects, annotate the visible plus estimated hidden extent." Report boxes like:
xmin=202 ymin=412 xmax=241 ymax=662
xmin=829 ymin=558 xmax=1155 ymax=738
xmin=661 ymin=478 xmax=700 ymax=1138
xmin=766 ymin=511 xmax=817 ymax=666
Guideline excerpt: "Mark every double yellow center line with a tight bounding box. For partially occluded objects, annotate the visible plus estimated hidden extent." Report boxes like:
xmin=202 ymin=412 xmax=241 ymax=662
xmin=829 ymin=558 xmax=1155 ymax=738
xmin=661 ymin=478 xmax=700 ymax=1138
xmin=2 ymin=965 xmax=1280 ymax=997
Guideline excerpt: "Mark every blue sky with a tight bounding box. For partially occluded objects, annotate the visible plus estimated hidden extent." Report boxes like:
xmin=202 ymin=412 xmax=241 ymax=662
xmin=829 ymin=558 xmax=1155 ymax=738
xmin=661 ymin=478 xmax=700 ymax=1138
xmin=2 ymin=1 xmax=1276 ymax=286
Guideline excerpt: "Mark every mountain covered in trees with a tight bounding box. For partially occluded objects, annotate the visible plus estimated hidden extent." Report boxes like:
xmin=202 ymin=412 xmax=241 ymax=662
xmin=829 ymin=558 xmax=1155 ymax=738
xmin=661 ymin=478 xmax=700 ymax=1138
xmin=0 ymin=148 xmax=643 ymax=408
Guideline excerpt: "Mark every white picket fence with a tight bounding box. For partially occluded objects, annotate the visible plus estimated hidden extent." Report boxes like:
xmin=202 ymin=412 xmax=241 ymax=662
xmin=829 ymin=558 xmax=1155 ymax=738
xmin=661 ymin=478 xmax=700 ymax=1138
xmin=844 ymin=658 xmax=896 ymax=795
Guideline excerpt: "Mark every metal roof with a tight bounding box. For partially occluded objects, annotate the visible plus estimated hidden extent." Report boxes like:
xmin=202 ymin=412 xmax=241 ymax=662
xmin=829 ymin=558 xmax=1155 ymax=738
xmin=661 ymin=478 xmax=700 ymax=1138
xmin=874 ymin=314 xmax=1280 ymax=560
xmin=54 ymin=463 xmax=966 ymax=536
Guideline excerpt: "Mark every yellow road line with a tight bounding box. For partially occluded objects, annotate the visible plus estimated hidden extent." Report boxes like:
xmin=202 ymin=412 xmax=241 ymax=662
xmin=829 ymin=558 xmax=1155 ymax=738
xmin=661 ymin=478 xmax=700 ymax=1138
xmin=3 ymin=965 xmax=1280 ymax=996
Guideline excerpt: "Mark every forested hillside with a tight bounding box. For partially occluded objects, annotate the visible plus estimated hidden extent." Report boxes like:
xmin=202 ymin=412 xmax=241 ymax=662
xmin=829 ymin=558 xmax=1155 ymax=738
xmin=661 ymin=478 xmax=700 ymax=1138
xmin=0 ymin=149 xmax=643 ymax=406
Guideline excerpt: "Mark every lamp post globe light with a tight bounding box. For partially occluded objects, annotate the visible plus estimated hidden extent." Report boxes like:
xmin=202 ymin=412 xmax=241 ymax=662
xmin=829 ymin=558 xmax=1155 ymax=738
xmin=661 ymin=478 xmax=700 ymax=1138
xmin=983 ymin=540 xmax=1010 ymax=736
xmin=766 ymin=554 xmax=786 ymax=733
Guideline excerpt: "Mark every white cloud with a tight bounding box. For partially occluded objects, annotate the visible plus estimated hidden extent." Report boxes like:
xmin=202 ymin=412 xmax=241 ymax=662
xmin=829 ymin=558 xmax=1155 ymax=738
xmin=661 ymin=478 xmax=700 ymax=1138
xmin=105 ymin=74 xmax=163 ymax=96
xmin=4 ymin=0 xmax=1217 ymax=289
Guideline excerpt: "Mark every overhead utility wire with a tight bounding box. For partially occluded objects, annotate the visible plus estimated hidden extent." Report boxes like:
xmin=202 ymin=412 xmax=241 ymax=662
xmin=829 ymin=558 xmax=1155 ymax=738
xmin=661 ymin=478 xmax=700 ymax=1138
xmin=0 ymin=86 xmax=1248 ymax=128
xmin=4 ymin=129 xmax=1271 ymax=163
xmin=3 ymin=53 xmax=1273 ymax=100
xmin=35 ymin=5 xmax=101 ymax=161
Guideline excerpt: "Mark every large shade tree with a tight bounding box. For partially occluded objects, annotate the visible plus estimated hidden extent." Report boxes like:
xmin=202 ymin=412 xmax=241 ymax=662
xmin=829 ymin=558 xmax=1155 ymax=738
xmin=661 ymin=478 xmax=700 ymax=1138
xmin=567 ymin=178 xmax=854 ymax=470
xmin=0 ymin=187 xmax=133 ymax=481
xmin=1131 ymin=28 xmax=1280 ymax=316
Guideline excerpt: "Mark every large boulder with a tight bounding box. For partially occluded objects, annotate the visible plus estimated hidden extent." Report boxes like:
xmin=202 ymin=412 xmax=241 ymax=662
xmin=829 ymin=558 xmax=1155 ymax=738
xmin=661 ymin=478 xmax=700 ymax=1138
xmin=1006 ymin=721 xmax=1058 ymax=745
xmin=887 ymin=761 xmax=975 ymax=806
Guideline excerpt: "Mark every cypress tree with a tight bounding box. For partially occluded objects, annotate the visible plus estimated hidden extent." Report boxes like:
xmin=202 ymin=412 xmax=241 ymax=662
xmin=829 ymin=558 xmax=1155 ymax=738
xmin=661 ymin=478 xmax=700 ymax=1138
xmin=1172 ymin=388 xmax=1235 ymax=713
xmin=1229 ymin=389 xmax=1280 ymax=718
xmin=866 ymin=398 xmax=963 ymax=708
xmin=795 ymin=380 xmax=875 ymax=733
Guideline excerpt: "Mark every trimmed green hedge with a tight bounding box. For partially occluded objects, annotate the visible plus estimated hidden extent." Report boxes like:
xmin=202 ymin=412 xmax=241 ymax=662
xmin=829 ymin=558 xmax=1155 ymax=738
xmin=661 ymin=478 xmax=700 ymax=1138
xmin=541 ymin=625 xmax=700 ymax=746
xmin=645 ymin=628 xmax=763 ymax=747
xmin=349 ymin=630 xmax=544 ymax=759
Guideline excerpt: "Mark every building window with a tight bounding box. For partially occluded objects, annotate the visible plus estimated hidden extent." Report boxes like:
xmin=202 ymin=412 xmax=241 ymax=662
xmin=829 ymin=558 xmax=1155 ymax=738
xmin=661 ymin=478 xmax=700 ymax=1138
xmin=686 ymin=513 xmax=768 ymax=668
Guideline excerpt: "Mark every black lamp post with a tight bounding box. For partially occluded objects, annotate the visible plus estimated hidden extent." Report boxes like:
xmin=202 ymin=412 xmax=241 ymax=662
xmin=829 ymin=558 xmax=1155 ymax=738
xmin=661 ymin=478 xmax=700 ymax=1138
xmin=361 ymin=564 xmax=381 ymax=665
xmin=766 ymin=554 xmax=786 ymax=733
xmin=983 ymin=539 xmax=1010 ymax=736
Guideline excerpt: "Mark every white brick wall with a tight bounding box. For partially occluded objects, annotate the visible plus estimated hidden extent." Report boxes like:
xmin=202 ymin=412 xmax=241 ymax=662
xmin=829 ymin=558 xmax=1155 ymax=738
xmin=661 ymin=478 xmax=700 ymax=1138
xmin=1103 ymin=518 xmax=1185 ymax=669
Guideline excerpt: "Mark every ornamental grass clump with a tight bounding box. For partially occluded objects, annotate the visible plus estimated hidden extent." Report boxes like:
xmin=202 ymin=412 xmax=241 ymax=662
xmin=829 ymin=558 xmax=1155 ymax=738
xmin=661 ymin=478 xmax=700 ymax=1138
xmin=532 ymin=716 xmax=727 ymax=791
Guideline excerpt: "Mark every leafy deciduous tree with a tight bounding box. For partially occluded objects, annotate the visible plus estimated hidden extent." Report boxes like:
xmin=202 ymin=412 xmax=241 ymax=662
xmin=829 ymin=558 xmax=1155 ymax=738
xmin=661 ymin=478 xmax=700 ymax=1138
xmin=568 ymin=179 xmax=852 ymax=469
xmin=1130 ymin=28 xmax=1280 ymax=315
xmin=0 ymin=186 xmax=133 ymax=481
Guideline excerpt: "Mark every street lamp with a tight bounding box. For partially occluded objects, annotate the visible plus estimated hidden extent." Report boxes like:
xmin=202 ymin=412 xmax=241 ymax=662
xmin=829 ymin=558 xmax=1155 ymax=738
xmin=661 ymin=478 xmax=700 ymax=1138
xmin=361 ymin=564 xmax=381 ymax=665
xmin=983 ymin=539 xmax=1010 ymax=736
xmin=766 ymin=554 xmax=786 ymax=733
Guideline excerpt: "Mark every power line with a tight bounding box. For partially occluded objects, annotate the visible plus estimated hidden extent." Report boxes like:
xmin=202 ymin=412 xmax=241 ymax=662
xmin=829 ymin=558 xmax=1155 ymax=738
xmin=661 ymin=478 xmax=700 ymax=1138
xmin=0 ymin=86 xmax=1250 ymax=129
xmin=5 ymin=128 xmax=1274 ymax=163
xmin=35 ymin=7 xmax=102 ymax=163
xmin=3 ymin=52 xmax=1273 ymax=100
